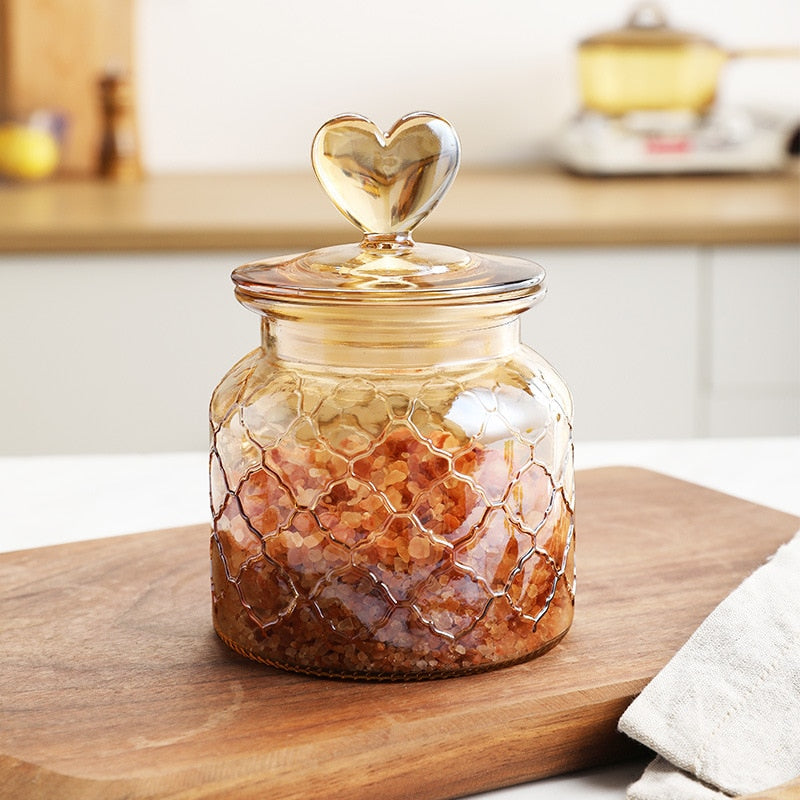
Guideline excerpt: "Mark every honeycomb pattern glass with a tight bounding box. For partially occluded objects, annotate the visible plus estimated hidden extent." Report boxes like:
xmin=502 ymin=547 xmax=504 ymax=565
xmin=210 ymin=353 xmax=574 ymax=679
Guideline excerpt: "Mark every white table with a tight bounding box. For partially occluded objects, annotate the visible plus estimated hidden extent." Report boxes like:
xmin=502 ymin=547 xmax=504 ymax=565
xmin=2 ymin=436 xmax=798 ymax=799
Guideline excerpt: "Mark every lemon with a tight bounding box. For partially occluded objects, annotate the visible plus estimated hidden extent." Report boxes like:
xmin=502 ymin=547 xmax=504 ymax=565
xmin=0 ymin=123 xmax=60 ymax=180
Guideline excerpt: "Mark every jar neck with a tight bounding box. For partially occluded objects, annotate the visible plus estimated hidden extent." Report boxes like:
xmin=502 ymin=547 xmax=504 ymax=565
xmin=261 ymin=309 xmax=521 ymax=368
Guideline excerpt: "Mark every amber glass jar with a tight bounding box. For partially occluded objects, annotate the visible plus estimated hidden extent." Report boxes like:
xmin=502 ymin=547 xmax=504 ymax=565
xmin=210 ymin=113 xmax=575 ymax=679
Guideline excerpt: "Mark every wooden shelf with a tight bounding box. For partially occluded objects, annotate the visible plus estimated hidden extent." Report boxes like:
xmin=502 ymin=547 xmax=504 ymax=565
xmin=1 ymin=168 xmax=798 ymax=253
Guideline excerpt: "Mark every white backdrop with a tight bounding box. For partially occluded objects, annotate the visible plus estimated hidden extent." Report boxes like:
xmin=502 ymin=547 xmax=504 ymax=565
xmin=135 ymin=0 xmax=800 ymax=173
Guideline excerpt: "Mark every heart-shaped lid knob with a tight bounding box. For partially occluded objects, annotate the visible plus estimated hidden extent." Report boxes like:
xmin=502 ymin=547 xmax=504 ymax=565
xmin=232 ymin=111 xmax=546 ymax=309
xmin=311 ymin=112 xmax=460 ymax=245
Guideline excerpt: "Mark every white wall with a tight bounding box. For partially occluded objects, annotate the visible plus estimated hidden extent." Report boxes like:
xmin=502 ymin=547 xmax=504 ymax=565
xmin=135 ymin=0 xmax=800 ymax=173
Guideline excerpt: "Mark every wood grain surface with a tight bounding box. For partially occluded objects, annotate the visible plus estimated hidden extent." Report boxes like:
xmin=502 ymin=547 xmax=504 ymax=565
xmin=1 ymin=467 xmax=798 ymax=800
xmin=0 ymin=167 xmax=798 ymax=252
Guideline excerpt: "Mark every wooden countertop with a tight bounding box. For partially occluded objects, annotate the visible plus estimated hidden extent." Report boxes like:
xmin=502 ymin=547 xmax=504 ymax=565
xmin=0 ymin=168 xmax=798 ymax=253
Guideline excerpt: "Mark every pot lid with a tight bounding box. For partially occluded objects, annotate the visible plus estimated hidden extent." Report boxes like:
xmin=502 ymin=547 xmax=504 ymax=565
xmin=233 ymin=113 xmax=545 ymax=307
xmin=580 ymin=3 xmax=716 ymax=48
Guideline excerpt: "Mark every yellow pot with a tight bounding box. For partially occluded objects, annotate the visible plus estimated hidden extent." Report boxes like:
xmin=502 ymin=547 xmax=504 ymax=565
xmin=578 ymin=3 xmax=798 ymax=115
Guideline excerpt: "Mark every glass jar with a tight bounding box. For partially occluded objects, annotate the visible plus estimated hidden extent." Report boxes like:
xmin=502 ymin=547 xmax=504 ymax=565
xmin=210 ymin=113 xmax=575 ymax=679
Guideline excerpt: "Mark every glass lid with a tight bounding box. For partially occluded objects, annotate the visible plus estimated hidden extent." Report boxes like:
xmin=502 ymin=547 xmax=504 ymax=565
xmin=579 ymin=3 xmax=714 ymax=48
xmin=233 ymin=112 xmax=545 ymax=307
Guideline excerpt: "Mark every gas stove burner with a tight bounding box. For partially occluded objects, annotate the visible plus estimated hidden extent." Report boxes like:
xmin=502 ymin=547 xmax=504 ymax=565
xmin=555 ymin=107 xmax=791 ymax=175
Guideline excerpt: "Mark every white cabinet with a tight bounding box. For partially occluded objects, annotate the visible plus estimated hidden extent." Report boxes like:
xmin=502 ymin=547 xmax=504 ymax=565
xmin=0 ymin=251 xmax=259 ymax=455
xmin=518 ymin=245 xmax=800 ymax=440
xmin=515 ymin=247 xmax=701 ymax=441
xmin=1 ymin=245 xmax=797 ymax=454
xmin=703 ymin=246 xmax=800 ymax=436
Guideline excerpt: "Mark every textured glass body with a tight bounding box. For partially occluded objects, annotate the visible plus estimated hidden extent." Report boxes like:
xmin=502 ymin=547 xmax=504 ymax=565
xmin=210 ymin=111 xmax=575 ymax=679
xmin=210 ymin=305 xmax=575 ymax=679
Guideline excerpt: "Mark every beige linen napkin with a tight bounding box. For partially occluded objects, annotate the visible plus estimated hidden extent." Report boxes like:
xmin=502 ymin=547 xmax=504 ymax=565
xmin=618 ymin=530 xmax=800 ymax=800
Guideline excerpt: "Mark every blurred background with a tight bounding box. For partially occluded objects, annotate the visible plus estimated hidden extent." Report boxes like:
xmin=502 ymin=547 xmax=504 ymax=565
xmin=0 ymin=0 xmax=798 ymax=455
xmin=136 ymin=0 xmax=800 ymax=172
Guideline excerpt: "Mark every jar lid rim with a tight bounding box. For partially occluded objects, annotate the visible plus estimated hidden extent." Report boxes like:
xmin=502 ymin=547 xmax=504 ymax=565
xmin=232 ymin=243 xmax=546 ymax=307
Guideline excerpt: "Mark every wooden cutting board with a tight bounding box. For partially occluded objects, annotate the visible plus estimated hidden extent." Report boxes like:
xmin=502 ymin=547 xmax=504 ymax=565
xmin=2 ymin=468 xmax=798 ymax=800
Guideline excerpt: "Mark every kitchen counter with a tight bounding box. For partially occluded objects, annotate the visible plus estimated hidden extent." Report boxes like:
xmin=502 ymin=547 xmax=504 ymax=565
xmin=1 ymin=437 xmax=798 ymax=799
xmin=4 ymin=437 xmax=798 ymax=552
xmin=1 ymin=167 xmax=798 ymax=252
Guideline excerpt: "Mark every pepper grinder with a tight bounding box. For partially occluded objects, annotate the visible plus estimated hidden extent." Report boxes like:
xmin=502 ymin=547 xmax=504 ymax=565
xmin=97 ymin=71 xmax=142 ymax=181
